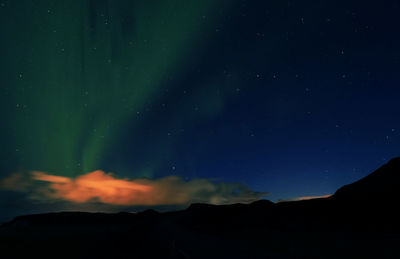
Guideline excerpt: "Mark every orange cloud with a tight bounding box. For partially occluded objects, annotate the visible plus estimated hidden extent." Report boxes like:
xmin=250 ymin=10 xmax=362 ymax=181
xmin=291 ymin=194 xmax=332 ymax=201
xmin=0 ymin=172 xmax=31 ymax=191
xmin=32 ymin=170 xmax=153 ymax=205
xmin=0 ymin=170 xmax=267 ymax=206
xmin=277 ymin=194 xmax=332 ymax=203
xmin=32 ymin=171 xmax=71 ymax=183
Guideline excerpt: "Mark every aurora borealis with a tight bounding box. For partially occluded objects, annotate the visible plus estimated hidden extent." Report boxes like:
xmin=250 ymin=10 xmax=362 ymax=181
xmin=1 ymin=0 xmax=229 ymax=175
xmin=1 ymin=0 xmax=400 ymax=220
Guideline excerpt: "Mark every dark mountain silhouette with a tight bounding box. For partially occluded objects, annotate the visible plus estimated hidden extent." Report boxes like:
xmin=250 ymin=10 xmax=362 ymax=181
xmin=1 ymin=158 xmax=400 ymax=258
xmin=333 ymin=157 xmax=400 ymax=201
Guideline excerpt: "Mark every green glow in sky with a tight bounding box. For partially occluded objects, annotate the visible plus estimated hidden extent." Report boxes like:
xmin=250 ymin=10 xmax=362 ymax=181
xmin=1 ymin=0 xmax=228 ymax=176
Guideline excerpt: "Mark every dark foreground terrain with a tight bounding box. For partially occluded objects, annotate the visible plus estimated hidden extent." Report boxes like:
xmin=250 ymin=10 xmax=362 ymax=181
xmin=2 ymin=158 xmax=400 ymax=258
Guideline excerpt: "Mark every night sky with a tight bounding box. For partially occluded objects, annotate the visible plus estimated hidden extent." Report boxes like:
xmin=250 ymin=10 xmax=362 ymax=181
xmin=1 ymin=0 xmax=399 ymax=221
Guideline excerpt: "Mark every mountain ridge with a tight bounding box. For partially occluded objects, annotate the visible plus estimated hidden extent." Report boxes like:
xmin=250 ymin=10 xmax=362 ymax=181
xmin=332 ymin=157 xmax=400 ymax=201
xmin=1 ymin=157 xmax=400 ymax=258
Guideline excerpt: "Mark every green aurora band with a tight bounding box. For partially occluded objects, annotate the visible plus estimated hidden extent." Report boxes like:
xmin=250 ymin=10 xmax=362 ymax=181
xmin=0 ymin=0 xmax=230 ymax=176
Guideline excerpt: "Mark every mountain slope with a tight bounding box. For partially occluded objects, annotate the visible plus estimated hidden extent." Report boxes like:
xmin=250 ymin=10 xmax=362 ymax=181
xmin=1 ymin=158 xmax=400 ymax=258
xmin=333 ymin=157 xmax=400 ymax=201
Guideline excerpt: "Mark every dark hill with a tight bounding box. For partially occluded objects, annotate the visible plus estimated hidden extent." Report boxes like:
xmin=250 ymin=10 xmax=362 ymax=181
xmin=333 ymin=157 xmax=400 ymax=201
xmin=1 ymin=158 xmax=400 ymax=258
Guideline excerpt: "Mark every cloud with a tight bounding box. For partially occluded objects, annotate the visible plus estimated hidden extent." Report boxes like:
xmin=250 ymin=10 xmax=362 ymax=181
xmin=278 ymin=194 xmax=331 ymax=202
xmin=0 ymin=172 xmax=32 ymax=191
xmin=0 ymin=170 xmax=267 ymax=207
xmin=293 ymin=194 xmax=332 ymax=200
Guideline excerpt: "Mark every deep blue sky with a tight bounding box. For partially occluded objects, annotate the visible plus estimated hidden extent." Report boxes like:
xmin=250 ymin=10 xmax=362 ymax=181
xmin=102 ymin=0 xmax=400 ymax=200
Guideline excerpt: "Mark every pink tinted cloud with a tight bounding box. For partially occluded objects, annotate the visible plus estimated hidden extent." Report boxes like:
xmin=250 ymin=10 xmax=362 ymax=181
xmin=1 ymin=170 xmax=267 ymax=206
xmin=293 ymin=194 xmax=332 ymax=200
